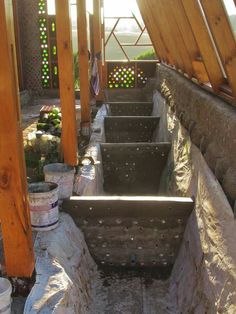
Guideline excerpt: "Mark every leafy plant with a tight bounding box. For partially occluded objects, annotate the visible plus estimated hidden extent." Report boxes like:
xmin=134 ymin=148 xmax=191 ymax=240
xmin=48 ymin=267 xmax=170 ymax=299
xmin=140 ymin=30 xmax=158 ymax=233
xmin=134 ymin=48 xmax=156 ymax=60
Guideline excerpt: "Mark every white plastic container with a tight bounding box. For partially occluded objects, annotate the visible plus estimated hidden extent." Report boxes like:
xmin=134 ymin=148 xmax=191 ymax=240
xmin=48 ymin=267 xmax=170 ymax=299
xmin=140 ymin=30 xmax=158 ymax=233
xmin=0 ymin=278 xmax=12 ymax=314
xmin=43 ymin=163 xmax=75 ymax=199
xmin=28 ymin=182 xmax=59 ymax=231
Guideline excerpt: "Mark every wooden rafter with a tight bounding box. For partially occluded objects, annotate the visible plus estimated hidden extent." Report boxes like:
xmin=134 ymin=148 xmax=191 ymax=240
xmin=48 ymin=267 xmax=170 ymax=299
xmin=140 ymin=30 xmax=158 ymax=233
xmin=169 ymin=0 xmax=209 ymax=83
xmin=200 ymin=0 xmax=236 ymax=101
xmin=136 ymin=0 xmax=165 ymax=61
xmin=181 ymin=0 xmax=224 ymax=91
xmin=0 ymin=0 xmax=34 ymax=277
xmin=161 ymin=0 xmax=194 ymax=77
xmin=55 ymin=0 xmax=78 ymax=166
xmin=152 ymin=0 xmax=185 ymax=70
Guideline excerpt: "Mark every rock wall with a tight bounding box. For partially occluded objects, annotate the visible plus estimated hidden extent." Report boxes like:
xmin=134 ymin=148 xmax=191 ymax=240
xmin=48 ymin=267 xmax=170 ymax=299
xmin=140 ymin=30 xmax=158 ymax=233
xmin=154 ymin=64 xmax=236 ymax=205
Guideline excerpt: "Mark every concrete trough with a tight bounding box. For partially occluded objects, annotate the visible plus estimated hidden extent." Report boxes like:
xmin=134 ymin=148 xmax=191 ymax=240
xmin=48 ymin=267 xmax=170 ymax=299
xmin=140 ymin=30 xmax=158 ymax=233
xmin=63 ymin=196 xmax=194 ymax=277
xmin=104 ymin=116 xmax=160 ymax=143
xmin=106 ymin=101 xmax=153 ymax=116
xmin=101 ymin=142 xmax=171 ymax=194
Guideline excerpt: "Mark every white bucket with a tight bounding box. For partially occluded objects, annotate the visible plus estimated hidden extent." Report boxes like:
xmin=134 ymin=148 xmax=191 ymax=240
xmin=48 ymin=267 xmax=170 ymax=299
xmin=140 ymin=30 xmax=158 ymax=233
xmin=28 ymin=182 xmax=59 ymax=231
xmin=43 ymin=163 xmax=75 ymax=200
xmin=0 ymin=278 xmax=12 ymax=314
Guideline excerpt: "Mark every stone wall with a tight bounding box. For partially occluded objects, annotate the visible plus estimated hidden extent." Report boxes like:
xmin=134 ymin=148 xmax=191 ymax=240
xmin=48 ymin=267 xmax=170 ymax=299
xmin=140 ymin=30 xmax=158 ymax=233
xmin=155 ymin=64 xmax=236 ymax=205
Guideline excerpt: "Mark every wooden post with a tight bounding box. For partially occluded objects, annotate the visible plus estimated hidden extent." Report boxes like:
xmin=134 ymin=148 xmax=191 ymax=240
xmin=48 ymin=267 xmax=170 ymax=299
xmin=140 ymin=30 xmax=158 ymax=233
xmin=55 ymin=0 xmax=78 ymax=166
xmin=0 ymin=0 xmax=34 ymax=277
xmin=93 ymin=0 xmax=104 ymax=101
xmin=77 ymin=0 xmax=91 ymax=126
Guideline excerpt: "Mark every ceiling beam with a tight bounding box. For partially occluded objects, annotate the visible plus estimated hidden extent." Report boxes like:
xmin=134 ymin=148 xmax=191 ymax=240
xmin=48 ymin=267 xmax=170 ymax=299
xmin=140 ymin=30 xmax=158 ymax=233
xmin=181 ymin=0 xmax=224 ymax=91
xmin=200 ymin=0 xmax=236 ymax=101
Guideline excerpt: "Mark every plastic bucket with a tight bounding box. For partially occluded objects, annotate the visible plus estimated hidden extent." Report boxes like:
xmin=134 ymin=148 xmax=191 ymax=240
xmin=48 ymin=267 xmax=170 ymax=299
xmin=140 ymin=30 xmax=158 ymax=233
xmin=43 ymin=163 xmax=75 ymax=199
xmin=28 ymin=182 xmax=59 ymax=231
xmin=0 ymin=278 xmax=12 ymax=314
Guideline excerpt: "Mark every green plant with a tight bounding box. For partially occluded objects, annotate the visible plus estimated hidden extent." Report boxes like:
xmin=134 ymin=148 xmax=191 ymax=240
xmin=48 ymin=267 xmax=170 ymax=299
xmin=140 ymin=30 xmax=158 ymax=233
xmin=134 ymin=48 xmax=156 ymax=60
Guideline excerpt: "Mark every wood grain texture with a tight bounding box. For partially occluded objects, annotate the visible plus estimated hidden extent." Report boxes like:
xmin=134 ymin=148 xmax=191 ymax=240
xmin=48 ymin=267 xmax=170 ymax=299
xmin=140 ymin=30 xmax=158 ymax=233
xmin=0 ymin=0 xmax=34 ymax=277
xmin=181 ymin=0 xmax=224 ymax=91
xmin=93 ymin=0 xmax=104 ymax=100
xmin=161 ymin=0 xmax=194 ymax=77
xmin=77 ymin=0 xmax=91 ymax=123
xmin=136 ymin=0 xmax=165 ymax=61
xmin=153 ymin=0 xmax=185 ymax=70
xmin=55 ymin=0 xmax=78 ymax=166
xmin=200 ymin=0 xmax=236 ymax=102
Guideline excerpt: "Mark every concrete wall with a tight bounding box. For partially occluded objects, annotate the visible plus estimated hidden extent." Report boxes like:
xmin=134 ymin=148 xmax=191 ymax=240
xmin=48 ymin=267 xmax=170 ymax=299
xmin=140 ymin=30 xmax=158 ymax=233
xmin=154 ymin=64 xmax=236 ymax=206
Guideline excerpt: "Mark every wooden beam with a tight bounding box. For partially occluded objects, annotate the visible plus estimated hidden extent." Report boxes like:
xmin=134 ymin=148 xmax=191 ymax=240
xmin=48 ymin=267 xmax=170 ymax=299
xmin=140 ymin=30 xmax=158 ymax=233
xmin=169 ymin=0 xmax=209 ymax=83
xmin=93 ymin=0 xmax=103 ymax=100
xmin=162 ymin=0 xmax=194 ymax=77
xmin=200 ymin=0 xmax=236 ymax=101
xmin=153 ymin=0 xmax=185 ymax=71
xmin=192 ymin=60 xmax=209 ymax=83
xmin=136 ymin=0 xmax=167 ymax=62
xmin=0 ymin=0 xmax=34 ymax=277
xmin=77 ymin=0 xmax=91 ymax=124
xmin=55 ymin=0 xmax=78 ymax=166
xmin=181 ymin=0 xmax=224 ymax=91
xmin=144 ymin=0 xmax=174 ymax=65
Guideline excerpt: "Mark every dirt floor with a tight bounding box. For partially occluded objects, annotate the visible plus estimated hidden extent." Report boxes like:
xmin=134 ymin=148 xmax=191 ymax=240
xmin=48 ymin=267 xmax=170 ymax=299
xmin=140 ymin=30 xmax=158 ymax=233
xmin=90 ymin=271 xmax=171 ymax=314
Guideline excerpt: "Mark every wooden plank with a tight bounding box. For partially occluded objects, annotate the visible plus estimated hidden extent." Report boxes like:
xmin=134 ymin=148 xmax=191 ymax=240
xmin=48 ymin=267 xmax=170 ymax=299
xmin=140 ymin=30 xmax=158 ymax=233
xmin=152 ymin=0 xmax=185 ymax=71
xmin=0 ymin=0 xmax=34 ymax=277
xmin=162 ymin=0 xmax=194 ymax=77
xmin=137 ymin=0 xmax=170 ymax=63
xmin=77 ymin=0 xmax=91 ymax=124
xmin=181 ymin=0 xmax=224 ymax=91
xmin=200 ymin=0 xmax=236 ymax=101
xmin=136 ymin=0 xmax=166 ymax=62
xmin=192 ymin=60 xmax=209 ymax=83
xmin=93 ymin=0 xmax=104 ymax=100
xmin=170 ymin=0 xmax=209 ymax=83
xmin=55 ymin=0 xmax=78 ymax=166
